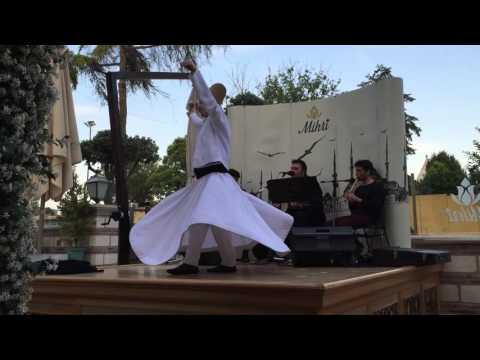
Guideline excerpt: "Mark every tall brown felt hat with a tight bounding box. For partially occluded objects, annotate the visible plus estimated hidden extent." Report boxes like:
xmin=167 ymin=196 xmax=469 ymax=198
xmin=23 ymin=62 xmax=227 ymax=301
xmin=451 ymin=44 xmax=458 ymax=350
xmin=210 ymin=83 xmax=227 ymax=105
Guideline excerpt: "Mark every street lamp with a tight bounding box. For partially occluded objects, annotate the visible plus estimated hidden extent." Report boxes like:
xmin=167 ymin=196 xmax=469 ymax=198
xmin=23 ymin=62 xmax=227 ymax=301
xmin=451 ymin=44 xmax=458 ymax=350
xmin=84 ymin=120 xmax=96 ymax=139
xmin=85 ymin=174 xmax=112 ymax=204
xmin=84 ymin=120 xmax=96 ymax=181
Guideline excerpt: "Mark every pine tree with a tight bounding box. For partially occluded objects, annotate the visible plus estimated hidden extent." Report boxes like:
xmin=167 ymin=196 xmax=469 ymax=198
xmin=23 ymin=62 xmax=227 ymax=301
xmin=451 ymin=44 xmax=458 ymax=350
xmin=57 ymin=173 xmax=96 ymax=248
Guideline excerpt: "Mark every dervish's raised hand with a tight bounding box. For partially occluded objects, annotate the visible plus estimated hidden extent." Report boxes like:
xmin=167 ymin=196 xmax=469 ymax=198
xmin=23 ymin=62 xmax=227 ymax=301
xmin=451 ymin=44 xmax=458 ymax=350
xmin=181 ymin=58 xmax=197 ymax=72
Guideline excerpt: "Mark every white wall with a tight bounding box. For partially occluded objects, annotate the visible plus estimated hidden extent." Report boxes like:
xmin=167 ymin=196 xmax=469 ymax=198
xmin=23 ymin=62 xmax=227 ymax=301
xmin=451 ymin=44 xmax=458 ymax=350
xmin=228 ymin=77 xmax=410 ymax=247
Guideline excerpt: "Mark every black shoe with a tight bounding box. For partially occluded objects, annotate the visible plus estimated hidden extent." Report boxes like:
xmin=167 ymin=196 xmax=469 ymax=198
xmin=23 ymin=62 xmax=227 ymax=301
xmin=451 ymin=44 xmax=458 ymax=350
xmin=167 ymin=263 xmax=199 ymax=275
xmin=239 ymin=250 xmax=250 ymax=263
xmin=207 ymin=265 xmax=237 ymax=273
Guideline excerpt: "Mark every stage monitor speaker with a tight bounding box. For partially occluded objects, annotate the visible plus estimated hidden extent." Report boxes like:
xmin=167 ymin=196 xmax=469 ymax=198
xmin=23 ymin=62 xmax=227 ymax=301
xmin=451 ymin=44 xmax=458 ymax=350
xmin=289 ymin=226 xmax=359 ymax=267
xmin=371 ymin=248 xmax=451 ymax=267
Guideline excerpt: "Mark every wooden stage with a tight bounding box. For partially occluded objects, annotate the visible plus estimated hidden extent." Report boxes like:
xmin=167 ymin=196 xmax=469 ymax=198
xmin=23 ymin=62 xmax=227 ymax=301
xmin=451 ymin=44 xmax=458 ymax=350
xmin=29 ymin=263 xmax=443 ymax=315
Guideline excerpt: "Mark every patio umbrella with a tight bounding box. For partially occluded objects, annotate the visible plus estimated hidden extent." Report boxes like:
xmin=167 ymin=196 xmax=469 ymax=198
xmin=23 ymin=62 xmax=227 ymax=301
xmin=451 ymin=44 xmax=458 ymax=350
xmin=29 ymin=54 xmax=82 ymax=249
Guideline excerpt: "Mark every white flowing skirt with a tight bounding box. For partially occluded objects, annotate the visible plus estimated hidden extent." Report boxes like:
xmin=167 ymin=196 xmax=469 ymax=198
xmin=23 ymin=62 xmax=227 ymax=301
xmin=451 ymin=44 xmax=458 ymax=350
xmin=130 ymin=172 xmax=294 ymax=265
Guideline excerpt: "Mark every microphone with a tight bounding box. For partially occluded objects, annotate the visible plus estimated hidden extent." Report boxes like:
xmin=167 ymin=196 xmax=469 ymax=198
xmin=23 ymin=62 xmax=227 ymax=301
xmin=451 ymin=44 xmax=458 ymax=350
xmin=279 ymin=171 xmax=295 ymax=177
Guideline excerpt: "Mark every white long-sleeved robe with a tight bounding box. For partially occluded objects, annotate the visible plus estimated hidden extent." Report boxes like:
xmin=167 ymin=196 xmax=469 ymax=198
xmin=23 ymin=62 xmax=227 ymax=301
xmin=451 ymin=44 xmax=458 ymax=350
xmin=129 ymin=70 xmax=293 ymax=265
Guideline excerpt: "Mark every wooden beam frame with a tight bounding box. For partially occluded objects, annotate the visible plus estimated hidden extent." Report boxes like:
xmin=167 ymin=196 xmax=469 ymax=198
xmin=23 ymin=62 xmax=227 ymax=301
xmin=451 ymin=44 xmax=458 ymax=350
xmin=105 ymin=71 xmax=190 ymax=264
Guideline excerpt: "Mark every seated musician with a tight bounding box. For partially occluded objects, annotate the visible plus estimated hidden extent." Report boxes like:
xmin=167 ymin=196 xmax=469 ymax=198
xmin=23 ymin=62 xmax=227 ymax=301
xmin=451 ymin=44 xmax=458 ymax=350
xmin=285 ymin=159 xmax=326 ymax=227
xmin=252 ymin=160 xmax=326 ymax=263
xmin=333 ymin=160 xmax=386 ymax=227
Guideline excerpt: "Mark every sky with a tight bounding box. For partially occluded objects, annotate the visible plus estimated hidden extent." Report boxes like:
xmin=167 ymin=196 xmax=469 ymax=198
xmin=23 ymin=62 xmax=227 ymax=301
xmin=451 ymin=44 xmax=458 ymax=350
xmin=58 ymin=45 xmax=480 ymax=207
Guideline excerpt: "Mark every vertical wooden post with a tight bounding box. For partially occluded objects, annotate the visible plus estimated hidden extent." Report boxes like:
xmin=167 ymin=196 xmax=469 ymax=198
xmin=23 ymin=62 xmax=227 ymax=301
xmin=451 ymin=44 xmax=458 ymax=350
xmin=118 ymin=46 xmax=128 ymax=135
xmin=106 ymin=73 xmax=131 ymax=265
xmin=104 ymin=71 xmax=189 ymax=265
xmin=410 ymin=173 xmax=418 ymax=235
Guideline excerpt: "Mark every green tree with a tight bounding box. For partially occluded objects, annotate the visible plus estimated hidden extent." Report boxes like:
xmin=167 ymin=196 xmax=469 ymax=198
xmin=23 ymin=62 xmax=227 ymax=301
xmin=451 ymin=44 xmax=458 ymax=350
xmin=358 ymin=64 xmax=422 ymax=155
xmin=225 ymin=64 xmax=265 ymax=107
xmin=150 ymin=137 xmax=188 ymax=199
xmin=57 ymin=173 xmax=96 ymax=247
xmin=127 ymin=136 xmax=188 ymax=204
xmin=227 ymin=91 xmax=265 ymax=106
xmin=418 ymin=151 xmax=466 ymax=194
xmin=161 ymin=136 xmax=186 ymax=173
xmin=466 ymin=127 xmax=480 ymax=185
xmin=258 ymin=65 xmax=340 ymax=104
xmin=127 ymin=161 xmax=162 ymax=205
xmin=81 ymin=130 xmax=160 ymax=181
xmin=0 ymin=45 xmax=63 ymax=314
xmin=69 ymin=45 xmax=226 ymax=135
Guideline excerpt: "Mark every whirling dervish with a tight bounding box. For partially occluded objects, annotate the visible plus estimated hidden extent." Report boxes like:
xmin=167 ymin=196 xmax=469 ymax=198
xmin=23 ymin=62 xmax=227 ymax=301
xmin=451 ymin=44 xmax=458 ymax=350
xmin=129 ymin=58 xmax=294 ymax=275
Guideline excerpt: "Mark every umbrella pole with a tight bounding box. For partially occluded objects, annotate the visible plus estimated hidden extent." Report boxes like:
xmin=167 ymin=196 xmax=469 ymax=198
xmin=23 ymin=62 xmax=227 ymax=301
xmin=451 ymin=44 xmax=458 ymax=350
xmin=38 ymin=194 xmax=46 ymax=253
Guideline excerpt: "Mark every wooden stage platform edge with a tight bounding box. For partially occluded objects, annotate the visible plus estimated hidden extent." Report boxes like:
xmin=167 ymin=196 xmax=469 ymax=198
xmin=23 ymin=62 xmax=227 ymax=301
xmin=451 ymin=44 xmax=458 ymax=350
xmin=29 ymin=264 xmax=443 ymax=315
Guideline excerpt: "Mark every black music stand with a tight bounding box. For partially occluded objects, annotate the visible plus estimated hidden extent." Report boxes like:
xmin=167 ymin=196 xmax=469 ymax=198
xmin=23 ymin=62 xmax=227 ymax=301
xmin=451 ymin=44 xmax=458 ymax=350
xmin=267 ymin=177 xmax=323 ymax=203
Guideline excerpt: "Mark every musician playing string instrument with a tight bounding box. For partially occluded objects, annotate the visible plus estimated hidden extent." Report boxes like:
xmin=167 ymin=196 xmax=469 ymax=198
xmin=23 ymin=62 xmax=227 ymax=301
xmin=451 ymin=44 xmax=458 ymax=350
xmin=332 ymin=160 xmax=386 ymax=227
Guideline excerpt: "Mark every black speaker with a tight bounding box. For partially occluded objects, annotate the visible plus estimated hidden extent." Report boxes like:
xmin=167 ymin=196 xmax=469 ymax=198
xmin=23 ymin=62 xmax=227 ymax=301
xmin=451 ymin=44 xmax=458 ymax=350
xmin=372 ymin=248 xmax=451 ymax=267
xmin=288 ymin=226 xmax=359 ymax=267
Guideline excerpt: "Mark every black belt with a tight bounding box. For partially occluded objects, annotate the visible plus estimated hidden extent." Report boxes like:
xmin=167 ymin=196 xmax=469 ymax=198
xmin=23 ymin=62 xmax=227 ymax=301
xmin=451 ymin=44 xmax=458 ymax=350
xmin=194 ymin=162 xmax=228 ymax=179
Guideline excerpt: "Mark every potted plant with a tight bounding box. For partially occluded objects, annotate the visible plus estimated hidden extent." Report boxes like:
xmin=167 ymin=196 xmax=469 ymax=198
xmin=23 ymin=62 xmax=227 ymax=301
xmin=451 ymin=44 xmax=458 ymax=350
xmin=57 ymin=173 xmax=96 ymax=261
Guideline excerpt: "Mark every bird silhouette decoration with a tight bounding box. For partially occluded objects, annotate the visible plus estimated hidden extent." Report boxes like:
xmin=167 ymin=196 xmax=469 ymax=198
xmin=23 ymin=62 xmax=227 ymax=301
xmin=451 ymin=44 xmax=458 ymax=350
xmin=297 ymin=135 xmax=327 ymax=160
xmin=314 ymin=169 xmax=323 ymax=177
xmin=256 ymin=151 xmax=286 ymax=158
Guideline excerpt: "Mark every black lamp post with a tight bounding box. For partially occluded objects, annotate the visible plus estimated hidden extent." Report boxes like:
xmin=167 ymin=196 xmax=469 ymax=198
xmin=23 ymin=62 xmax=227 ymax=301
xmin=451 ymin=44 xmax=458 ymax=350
xmin=86 ymin=174 xmax=112 ymax=204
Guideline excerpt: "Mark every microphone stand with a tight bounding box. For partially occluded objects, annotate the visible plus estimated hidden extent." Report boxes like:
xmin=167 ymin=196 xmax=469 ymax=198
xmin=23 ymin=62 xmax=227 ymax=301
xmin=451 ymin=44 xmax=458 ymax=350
xmin=259 ymin=169 xmax=263 ymax=199
xmin=320 ymin=152 xmax=355 ymax=227
xmin=332 ymin=149 xmax=338 ymax=227
xmin=350 ymin=142 xmax=354 ymax=182
xmin=385 ymin=134 xmax=390 ymax=181
xmin=403 ymin=143 xmax=407 ymax=189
